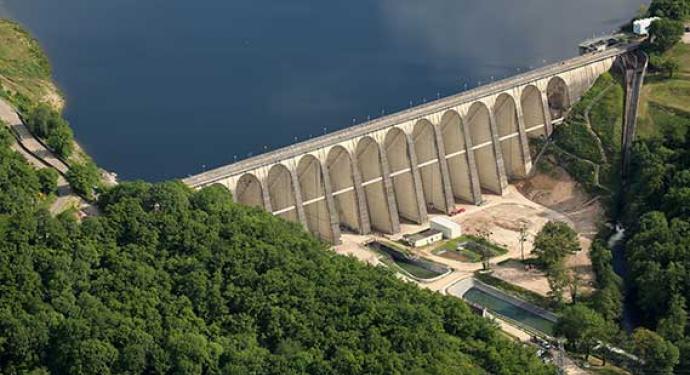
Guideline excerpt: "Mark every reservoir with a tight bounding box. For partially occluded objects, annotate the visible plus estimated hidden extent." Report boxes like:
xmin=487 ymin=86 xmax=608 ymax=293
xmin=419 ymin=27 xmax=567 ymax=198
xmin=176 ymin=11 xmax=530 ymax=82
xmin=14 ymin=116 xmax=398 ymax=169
xmin=0 ymin=0 xmax=645 ymax=181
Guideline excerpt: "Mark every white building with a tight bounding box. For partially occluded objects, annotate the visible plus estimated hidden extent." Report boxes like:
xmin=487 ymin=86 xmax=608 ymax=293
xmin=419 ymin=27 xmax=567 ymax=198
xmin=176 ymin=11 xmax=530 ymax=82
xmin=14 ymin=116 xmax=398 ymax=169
xmin=633 ymin=17 xmax=660 ymax=36
xmin=403 ymin=229 xmax=444 ymax=248
xmin=430 ymin=217 xmax=462 ymax=239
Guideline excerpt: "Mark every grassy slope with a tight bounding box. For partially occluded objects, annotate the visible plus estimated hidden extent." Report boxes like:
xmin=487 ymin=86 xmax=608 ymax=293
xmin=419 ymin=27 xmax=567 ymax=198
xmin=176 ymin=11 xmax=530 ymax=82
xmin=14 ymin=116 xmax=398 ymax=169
xmin=0 ymin=19 xmax=99 ymax=176
xmin=637 ymin=43 xmax=690 ymax=140
xmin=0 ymin=19 xmax=61 ymax=110
xmin=546 ymin=72 xmax=625 ymax=197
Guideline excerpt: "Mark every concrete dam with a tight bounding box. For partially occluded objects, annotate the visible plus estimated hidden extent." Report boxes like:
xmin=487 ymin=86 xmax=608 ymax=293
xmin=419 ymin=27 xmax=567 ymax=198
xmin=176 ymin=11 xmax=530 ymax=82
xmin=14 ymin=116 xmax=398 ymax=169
xmin=184 ymin=45 xmax=638 ymax=243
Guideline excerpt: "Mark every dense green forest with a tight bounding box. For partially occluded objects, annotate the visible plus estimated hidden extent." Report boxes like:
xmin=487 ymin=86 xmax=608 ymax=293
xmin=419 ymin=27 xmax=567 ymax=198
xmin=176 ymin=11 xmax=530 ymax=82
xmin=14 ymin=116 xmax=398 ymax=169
xmin=621 ymin=127 xmax=690 ymax=373
xmin=0 ymin=124 xmax=553 ymax=374
xmin=619 ymin=2 xmax=690 ymax=373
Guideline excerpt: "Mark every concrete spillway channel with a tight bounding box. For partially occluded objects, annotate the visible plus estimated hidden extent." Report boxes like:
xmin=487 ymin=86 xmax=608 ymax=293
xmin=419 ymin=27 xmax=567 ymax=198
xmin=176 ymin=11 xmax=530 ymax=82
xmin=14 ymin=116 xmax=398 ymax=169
xmin=368 ymin=241 xmax=451 ymax=282
xmin=447 ymin=277 xmax=558 ymax=337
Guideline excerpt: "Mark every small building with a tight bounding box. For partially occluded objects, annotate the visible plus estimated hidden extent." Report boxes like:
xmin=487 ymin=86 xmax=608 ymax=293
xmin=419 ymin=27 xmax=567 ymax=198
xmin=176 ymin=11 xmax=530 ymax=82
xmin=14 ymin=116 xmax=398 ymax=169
xmin=403 ymin=228 xmax=443 ymax=248
xmin=578 ymin=34 xmax=622 ymax=55
xmin=430 ymin=216 xmax=462 ymax=239
xmin=633 ymin=17 xmax=660 ymax=36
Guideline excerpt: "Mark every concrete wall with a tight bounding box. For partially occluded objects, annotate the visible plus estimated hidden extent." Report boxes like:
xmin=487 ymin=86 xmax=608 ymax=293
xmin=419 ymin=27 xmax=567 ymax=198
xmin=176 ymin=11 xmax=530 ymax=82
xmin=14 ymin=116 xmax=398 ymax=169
xmin=184 ymin=48 xmax=624 ymax=243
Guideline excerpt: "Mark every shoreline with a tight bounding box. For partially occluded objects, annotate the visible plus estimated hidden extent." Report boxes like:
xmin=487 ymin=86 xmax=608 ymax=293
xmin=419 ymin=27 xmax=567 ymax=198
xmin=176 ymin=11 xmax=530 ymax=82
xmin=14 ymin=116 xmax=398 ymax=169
xmin=0 ymin=18 xmax=117 ymax=194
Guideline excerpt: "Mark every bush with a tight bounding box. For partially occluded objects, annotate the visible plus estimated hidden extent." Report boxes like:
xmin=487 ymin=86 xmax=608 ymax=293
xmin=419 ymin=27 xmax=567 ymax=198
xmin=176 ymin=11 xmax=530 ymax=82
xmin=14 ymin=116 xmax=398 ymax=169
xmin=36 ymin=168 xmax=59 ymax=195
xmin=66 ymin=161 xmax=100 ymax=199
xmin=553 ymin=121 xmax=604 ymax=163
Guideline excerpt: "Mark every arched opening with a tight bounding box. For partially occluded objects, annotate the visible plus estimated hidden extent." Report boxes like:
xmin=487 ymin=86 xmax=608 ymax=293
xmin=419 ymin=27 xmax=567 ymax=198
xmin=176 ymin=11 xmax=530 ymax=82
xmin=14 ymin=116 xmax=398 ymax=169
xmin=521 ymin=85 xmax=548 ymax=139
xmin=547 ymin=76 xmax=570 ymax=120
xmin=384 ymin=128 xmax=423 ymax=223
xmin=412 ymin=120 xmax=446 ymax=212
xmin=235 ymin=173 xmax=264 ymax=209
xmin=495 ymin=93 xmax=526 ymax=179
xmin=326 ymin=146 xmax=361 ymax=233
xmin=467 ymin=102 xmax=502 ymax=194
xmin=267 ymin=164 xmax=298 ymax=222
xmin=440 ymin=111 xmax=473 ymax=202
xmin=297 ymin=155 xmax=335 ymax=241
xmin=356 ymin=137 xmax=394 ymax=234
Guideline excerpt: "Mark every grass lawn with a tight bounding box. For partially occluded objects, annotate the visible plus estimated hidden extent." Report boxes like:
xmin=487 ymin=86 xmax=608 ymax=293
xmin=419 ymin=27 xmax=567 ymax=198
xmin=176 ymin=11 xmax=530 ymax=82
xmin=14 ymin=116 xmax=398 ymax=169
xmin=638 ymin=42 xmax=690 ymax=140
xmin=432 ymin=235 xmax=508 ymax=263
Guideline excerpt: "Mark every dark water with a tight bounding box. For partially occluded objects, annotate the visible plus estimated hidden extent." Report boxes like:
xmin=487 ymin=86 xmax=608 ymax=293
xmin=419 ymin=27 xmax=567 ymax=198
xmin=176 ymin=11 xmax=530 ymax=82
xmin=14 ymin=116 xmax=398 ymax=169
xmin=0 ymin=0 xmax=645 ymax=181
xmin=464 ymin=288 xmax=555 ymax=335
xmin=609 ymin=225 xmax=642 ymax=332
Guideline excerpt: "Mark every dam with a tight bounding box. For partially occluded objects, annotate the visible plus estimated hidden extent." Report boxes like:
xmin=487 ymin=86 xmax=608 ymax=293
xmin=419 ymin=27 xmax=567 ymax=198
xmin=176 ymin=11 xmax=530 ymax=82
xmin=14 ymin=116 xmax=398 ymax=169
xmin=184 ymin=45 xmax=641 ymax=243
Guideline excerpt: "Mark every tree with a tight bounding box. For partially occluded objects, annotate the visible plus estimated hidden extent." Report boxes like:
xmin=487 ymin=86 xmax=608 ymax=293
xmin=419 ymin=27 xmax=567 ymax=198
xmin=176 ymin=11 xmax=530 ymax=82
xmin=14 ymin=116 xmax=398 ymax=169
xmin=632 ymin=328 xmax=679 ymax=375
xmin=657 ymin=294 xmax=687 ymax=343
xmin=555 ymin=304 xmax=615 ymax=360
xmin=566 ymin=269 xmax=581 ymax=304
xmin=476 ymin=227 xmax=493 ymax=270
xmin=650 ymin=54 xmax=680 ymax=78
xmin=36 ymin=168 xmax=58 ymax=195
xmin=676 ymin=339 xmax=690 ymax=375
xmin=591 ymin=284 xmax=623 ymax=322
xmin=649 ymin=0 xmax=690 ymax=19
xmin=24 ymin=103 xmax=53 ymax=138
xmin=648 ymin=18 xmax=684 ymax=53
xmin=546 ymin=263 xmax=569 ymax=304
xmin=65 ymin=161 xmax=100 ymax=200
xmin=46 ymin=122 xmax=73 ymax=159
xmin=532 ymin=221 xmax=580 ymax=270
xmin=661 ymin=57 xmax=680 ymax=78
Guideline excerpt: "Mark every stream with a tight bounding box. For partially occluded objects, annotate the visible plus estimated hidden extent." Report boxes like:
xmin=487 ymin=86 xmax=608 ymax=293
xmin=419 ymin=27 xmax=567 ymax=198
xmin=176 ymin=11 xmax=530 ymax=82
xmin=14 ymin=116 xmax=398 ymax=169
xmin=608 ymin=224 xmax=641 ymax=333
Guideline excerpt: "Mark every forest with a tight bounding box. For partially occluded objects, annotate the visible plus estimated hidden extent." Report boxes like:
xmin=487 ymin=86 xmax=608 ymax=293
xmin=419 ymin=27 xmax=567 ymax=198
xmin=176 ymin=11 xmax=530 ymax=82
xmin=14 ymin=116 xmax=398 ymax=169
xmin=616 ymin=1 xmax=690 ymax=372
xmin=0 ymin=124 xmax=553 ymax=374
xmin=621 ymin=122 xmax=690 ymax=372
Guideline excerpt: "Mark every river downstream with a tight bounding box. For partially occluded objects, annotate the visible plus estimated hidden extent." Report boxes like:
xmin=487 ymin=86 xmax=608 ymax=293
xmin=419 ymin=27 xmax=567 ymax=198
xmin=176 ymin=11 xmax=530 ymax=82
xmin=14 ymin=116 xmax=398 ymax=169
xmin=0 ymin=0 xmax=646 ymax=181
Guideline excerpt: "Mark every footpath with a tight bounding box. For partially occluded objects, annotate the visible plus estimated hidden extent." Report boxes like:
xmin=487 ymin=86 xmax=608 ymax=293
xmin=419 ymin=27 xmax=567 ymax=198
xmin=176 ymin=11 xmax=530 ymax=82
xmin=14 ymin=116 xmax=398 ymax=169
xmin=0 ymin=99 xmax=98 ymax=216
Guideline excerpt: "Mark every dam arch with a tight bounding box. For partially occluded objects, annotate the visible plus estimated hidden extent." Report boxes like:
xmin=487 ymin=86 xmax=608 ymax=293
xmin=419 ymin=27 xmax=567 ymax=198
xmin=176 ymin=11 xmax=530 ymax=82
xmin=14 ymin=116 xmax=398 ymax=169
xmin=267 ymin=164 xmax=299 ymax=223
xmin=439 ymin=110 xmax=475 ymax=203
xmin=235 ymin=173 xmax=265 ymax=209
xmin=297 ymin=154 xmax=338 ymax=242
xmin=521 ymin=85 xmax=548 ymax=138
xmin=326 ymin=146 xmax=363 ymax=233
xmin=494 ymin=93 xmax=526 ymax=179
xmin=384 ymin=128 xmax=424 ymax=223
xmin=356 ymin=136 xmax=397 ymax=234
xmin=547 ymin=76 xmax=571 ymax=119
xmin=467 ymin=101 xmax=504 ymax=194
xmin=412 ymin=119 xmax=449 ymax=213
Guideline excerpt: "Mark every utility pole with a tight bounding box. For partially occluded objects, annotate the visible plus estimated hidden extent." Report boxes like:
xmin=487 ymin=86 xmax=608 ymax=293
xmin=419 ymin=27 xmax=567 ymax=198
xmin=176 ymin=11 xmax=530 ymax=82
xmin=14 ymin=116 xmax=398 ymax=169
xmin=519 ymin=225 xmax=528 ymax=262
xmin=555 ymin=339 xmax=566 ymax=375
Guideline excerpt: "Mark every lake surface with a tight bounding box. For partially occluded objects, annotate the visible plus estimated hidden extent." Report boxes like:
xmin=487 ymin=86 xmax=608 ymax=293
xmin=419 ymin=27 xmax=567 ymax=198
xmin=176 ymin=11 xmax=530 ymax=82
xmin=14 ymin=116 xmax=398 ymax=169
xmin=0 ymin=0 xmax=645 ymax=181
